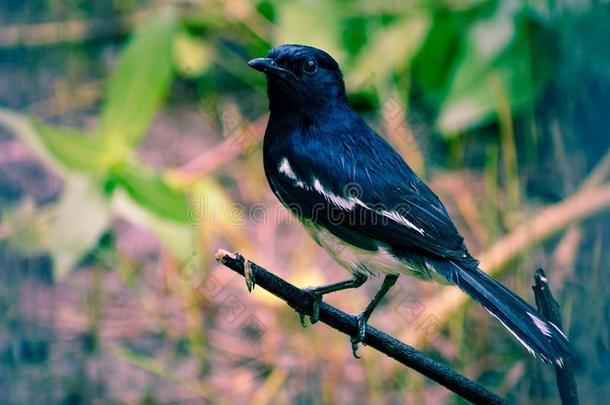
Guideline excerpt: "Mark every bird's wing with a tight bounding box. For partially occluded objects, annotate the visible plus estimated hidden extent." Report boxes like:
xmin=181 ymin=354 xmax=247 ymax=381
xmin=266 ymin=139 xmax=477 ymax=267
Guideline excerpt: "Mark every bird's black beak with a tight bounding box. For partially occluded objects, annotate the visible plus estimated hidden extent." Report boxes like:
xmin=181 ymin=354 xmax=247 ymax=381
xmin=248 ymin=58 xmax=291 ymax=76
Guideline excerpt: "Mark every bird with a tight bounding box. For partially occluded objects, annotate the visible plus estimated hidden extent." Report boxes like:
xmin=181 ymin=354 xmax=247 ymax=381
xmin=248 ymin=44 xmax=572 ymax=365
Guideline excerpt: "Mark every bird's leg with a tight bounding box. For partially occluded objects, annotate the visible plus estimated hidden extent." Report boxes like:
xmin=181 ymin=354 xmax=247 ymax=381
xmin=300 ymin=272 xmax=368 ymax=326
xmin=351 ymin=274 xmax=399 ymax=358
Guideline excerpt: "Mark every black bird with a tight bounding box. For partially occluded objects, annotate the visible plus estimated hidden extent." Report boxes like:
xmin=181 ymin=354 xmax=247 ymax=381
xmin=248 ymin=44 xmax=572 ymax=365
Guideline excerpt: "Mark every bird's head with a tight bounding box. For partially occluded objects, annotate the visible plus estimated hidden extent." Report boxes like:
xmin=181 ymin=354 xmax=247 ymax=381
xmin=248 ymin=44 xmax=347 ymax=112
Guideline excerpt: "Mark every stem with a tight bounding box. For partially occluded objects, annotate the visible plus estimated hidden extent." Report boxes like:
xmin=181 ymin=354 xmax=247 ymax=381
xmin=533 ymin=269 xmax=579 ymax=405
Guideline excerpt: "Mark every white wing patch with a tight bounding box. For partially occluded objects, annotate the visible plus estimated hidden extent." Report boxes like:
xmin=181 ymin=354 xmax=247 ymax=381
xmin=278 ymin=158 xmax=308 ymax=189
xmin=313 ymin=178 xmax=356 ymax=210
xmin=277 ymin=157 xmax=426 ymax=234
xmin=278 ymin=157 xmax=296 ymax=179
xmin=380 ymin=210 xmax=425 ymax=235
xmin=352 ymin=197 xmax=368 ymax=209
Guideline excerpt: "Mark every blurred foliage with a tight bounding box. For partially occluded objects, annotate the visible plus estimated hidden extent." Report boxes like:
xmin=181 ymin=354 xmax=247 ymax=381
xmin=0 ymin=0 xmax=567 ymax=279
xmin=0 ymin=0 xmax=609 ymax=403
xmin=1 ymin=9 xmax=192 ymax=277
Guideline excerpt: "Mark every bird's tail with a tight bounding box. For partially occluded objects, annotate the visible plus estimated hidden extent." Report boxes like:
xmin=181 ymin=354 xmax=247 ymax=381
xmin=430 ymin=259 xmax=573 ymax=367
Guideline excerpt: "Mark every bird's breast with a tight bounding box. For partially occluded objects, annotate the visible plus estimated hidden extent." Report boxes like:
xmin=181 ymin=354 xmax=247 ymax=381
xmin=300 ymin=219 xmax=437 ymax=281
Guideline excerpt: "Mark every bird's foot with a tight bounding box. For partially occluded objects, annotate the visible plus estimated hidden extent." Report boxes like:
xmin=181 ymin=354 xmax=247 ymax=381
xmin=298 ymin=287 xmax=323 ymax=327
xmin=350 ymin=311 xmax=368 ymax=359
xmin=235 ymin=253 xmax=255 ymax=292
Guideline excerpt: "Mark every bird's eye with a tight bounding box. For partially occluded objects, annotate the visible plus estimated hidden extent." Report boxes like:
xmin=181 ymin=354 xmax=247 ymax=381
xmin=303 ymin=58 xmax=317 ymax=74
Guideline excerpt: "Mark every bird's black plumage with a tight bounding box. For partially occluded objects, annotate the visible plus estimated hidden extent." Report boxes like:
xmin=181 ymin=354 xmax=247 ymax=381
xmin=250 ymin=44 xmax=572 ymax=365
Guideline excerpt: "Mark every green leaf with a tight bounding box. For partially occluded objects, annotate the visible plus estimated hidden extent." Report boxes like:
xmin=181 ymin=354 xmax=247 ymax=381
xmin=98 ymin=9 xmax=178 ymax=148
xmin=49 ymin=175 xmax=112 ymax=278
xmin=111 ymin=188 xmax=194 ymax=260
xmin=34 ymin=122 xmax=115 ymax=174
xmin=347 ymin=15 xmax=430 ymax=90
xmin=0 ymin=109 xmax=115 ymax=176
xmin=109 ymin=162 xmax=190 ymax=223
xmin=0 ymin=108 xmax=64 ymax=176
xmin=436 ymin=3 xmax=549 ymax=134
xmin=412 ymin=9 xmax=464 ymax=92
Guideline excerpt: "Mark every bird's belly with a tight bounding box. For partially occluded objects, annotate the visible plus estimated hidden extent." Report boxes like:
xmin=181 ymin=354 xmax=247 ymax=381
xmin=303 ymin=221 xmax=433 ymax=280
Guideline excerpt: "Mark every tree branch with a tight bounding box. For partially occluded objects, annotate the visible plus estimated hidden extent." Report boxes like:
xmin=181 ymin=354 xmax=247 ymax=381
xmin=215 ymin=249 xmax=507 ymax=405
xmin=533 ymin=269 xmax=579 ymax=405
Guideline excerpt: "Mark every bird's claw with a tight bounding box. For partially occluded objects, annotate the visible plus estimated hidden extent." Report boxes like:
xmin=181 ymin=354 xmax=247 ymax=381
xmin=350 ymin=336 xmax=361 ymax=358
xmin=298 ymin=287 xmax=323 ymax=327
xmin=350 ymin=312 xmax=368 ymax=358
xmin=299 ymin=313 xmax=308 ymax=328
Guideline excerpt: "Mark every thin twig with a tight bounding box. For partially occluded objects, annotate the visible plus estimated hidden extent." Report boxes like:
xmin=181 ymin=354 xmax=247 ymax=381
xmin=215 ymin=249 xmax=507 ymax=405
xmin=580 ymin=148 xmax=610 ymax=191
xmin=532 ymin=269 xmax=579 ymax=405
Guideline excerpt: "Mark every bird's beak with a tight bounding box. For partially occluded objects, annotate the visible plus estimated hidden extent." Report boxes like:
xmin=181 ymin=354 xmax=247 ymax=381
xmin=248 ymin=58 xmax=291 ymax=76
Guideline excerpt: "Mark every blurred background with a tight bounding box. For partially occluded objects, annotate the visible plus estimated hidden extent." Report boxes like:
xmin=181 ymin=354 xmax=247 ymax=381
xmin=1 ymin=0 xmax=609 ymax=403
